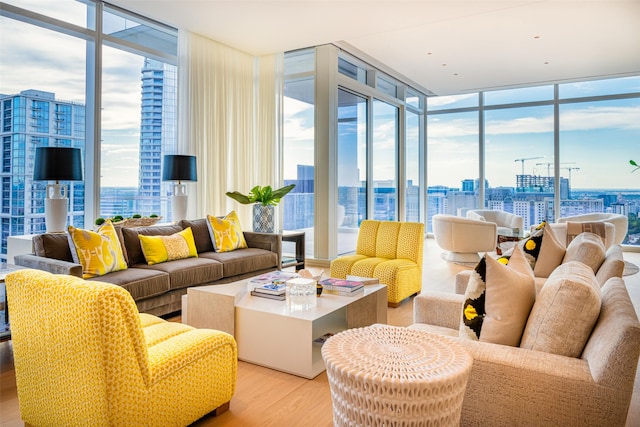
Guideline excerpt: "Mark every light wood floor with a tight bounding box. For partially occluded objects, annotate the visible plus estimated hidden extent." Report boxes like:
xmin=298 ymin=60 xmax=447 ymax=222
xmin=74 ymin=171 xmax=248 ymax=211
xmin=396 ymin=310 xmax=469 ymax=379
xmin=1 ymin=237 xmax=639 ymax=426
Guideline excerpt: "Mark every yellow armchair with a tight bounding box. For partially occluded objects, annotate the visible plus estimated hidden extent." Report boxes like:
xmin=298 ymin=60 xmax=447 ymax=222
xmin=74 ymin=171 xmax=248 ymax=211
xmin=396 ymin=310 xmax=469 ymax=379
xmin=330 ymin=220 xmax=424 ymax=307
xmin=6 ymin=269 xmax=237 ymax=427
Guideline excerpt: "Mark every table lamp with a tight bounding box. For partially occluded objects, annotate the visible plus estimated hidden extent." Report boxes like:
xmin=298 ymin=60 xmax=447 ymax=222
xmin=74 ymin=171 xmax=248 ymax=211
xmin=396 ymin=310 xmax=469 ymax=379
xmin=162 ymin=154 xmax=197 ymax=222
xmin=33 ymin=147 xmax=83 ymax=233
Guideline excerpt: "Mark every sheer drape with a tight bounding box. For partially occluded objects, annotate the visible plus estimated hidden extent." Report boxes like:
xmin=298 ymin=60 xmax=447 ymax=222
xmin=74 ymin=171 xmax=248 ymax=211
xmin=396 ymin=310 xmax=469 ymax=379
xmin=178 ymin=29 xmax=282 ymax=229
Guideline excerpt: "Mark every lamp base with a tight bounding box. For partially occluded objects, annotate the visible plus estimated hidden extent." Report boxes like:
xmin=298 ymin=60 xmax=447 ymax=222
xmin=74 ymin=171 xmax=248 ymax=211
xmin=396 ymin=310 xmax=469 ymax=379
xmin=172 ymin=194 xmax=188 ymax=222
xmin=45 ymin=197 xmax=68 ymax=233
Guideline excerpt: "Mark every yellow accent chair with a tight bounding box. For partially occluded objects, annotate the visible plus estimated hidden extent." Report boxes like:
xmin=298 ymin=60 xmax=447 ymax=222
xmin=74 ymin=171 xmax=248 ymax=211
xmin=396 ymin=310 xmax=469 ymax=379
xmin=330 ymin=220 xmax=424 ymax=307
xmin=6 ymin=269 xmax=237 ymax=427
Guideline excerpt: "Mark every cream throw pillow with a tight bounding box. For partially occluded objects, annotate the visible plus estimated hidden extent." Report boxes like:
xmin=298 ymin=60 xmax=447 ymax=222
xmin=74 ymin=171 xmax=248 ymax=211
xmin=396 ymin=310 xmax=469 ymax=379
xmin=520 ymin=261 xmax=601 ymax=357
xmin=562 ymin=232 xmax=606 ymax=274
xmin=460 ymin=246 xmax=536 ymax=346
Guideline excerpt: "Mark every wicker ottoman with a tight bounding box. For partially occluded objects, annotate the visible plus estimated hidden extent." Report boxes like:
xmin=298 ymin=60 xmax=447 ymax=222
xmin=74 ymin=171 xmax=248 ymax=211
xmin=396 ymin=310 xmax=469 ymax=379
xmin=321 ymin=324 xmax=472 ymax=426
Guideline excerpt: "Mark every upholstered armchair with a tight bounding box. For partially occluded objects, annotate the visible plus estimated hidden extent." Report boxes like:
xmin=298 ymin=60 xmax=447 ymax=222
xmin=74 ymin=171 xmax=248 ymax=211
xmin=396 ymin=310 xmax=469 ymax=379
xmin=6 ymin=269 xmax=237 ymax=427
xmin=330 ymin=220 xmax=424 ymax=307
xmin=432 ymin=214 xmax=497 ymax=263
xmin=558 ymin=212 xmax=628 ymax=245
xmin=466 ymin=209 xmax=524 ymax=236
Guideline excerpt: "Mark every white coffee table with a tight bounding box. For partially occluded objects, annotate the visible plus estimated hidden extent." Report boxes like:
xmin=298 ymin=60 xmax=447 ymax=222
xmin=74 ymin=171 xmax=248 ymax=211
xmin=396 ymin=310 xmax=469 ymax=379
xmin=183 ymin=280 xmax=387 ymax=379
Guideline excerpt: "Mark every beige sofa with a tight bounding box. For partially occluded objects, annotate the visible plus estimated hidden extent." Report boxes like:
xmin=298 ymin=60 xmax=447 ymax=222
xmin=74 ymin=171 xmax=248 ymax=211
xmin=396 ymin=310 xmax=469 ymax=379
xmin=411 ymin=230 xmax=638 ymax=426
xmin=14 ymin=218 xmax=281 ymax=316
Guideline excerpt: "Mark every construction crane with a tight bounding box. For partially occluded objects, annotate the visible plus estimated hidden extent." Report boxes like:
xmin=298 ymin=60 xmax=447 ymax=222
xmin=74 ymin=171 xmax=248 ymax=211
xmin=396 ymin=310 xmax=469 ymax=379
xmin=561 ymin=166 xmax=581 ymax=182
xmin=515 ymin=157 xmax=543 ymax=175
xmin=536 ymin=161 xmax=576 ymax=177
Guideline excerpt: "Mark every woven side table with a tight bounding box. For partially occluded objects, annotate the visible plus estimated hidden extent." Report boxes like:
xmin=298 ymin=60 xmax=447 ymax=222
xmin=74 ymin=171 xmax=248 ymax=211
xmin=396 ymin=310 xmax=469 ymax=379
xmin=321 ymin=324 xmax=472 ymax=427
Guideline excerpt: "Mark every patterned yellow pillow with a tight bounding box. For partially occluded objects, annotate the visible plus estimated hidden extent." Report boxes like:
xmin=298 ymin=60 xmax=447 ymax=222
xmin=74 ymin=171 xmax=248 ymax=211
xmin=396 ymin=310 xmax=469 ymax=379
xmin=67 ymin=220 xmax=128 ymax=279
xmin=207 ymin=211 xmax=248 ymax=253
xmin=138 ymin=227 xmax=198 ymax=265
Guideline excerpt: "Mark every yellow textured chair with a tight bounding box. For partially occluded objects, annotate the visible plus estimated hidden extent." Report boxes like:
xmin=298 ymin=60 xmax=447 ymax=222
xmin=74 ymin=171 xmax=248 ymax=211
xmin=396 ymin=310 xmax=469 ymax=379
xmin=6 ymin=269 xmax=237 ymax=427
xmin=330 ymin=220 xmax=424 ymax=307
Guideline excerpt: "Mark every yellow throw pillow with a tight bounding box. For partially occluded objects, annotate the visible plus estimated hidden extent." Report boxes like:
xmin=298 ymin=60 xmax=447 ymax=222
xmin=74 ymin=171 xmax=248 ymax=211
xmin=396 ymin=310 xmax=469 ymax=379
xmin=207 ymin=211 xmax=248 ymax=253
xmin=67 ymin=220 xmax=128 ymax=279
xmin=138 ymin=227 xmax=198 ymax=265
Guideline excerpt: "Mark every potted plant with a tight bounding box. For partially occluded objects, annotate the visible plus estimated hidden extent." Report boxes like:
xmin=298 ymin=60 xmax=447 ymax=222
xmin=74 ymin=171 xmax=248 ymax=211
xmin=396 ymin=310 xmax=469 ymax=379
xmin=226 ymin=184 xmax=295 ymax=233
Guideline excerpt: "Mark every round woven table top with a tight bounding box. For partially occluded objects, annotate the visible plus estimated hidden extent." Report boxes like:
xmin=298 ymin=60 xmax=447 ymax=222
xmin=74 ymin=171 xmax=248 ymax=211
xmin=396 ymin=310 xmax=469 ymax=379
xmin=322 ymin=324 xmax=472 ymax=384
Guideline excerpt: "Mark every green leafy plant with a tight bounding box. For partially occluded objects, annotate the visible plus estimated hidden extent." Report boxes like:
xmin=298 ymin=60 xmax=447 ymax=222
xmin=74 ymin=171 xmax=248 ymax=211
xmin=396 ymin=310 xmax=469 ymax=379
xmin=226 ymin=184 xmax=295 ymax=206
xmin=631 ymin=159 xmax=639 ymax=173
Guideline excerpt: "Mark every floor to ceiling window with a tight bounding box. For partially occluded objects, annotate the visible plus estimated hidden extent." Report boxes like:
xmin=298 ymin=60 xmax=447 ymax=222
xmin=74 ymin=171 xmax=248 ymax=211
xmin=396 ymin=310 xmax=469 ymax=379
xmin=337 ymin=89 xmax=367 ymax=255
xmin=558 ymin=82 xmax=640 ymax=244
xmin=0 ymin=1 xmax=177 ymax=262
xmin=372 ymin=99 xmax=398 ymax=221
xmin=283 ymin=47 xmax=428 ymax=260
xmin=282 ymin=49 xmax=315 ymax=256
xmin=484 ymin=105 xmax=554 ymax=230
xmin=426 ymin=76 xmax=640 ymax=246
xmin=426 ymin=102 xmax=479 ymax=232
xmin=0 ymin=3 xmax=87 ymax=261
xmin=405 ymin=92 xmax=422 ymax=223
xmin=100 ymin=4 xmax=177 ymax=222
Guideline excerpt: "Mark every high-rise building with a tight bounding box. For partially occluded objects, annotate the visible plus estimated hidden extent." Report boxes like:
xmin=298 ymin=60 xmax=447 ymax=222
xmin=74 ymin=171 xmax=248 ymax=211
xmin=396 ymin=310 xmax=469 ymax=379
xmin=0 ymin=90 xmax=85 ymax=262
xmin=137 ymin=58 xmax=177 ymax=219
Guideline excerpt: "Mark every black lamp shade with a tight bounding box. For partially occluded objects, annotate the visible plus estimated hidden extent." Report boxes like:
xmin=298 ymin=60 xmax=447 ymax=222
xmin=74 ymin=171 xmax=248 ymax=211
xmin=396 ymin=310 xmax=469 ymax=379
xmin=163 ymin=155 xmax=197 ymax=181
xmin=33 ymin=147 xmax=83 ymax=181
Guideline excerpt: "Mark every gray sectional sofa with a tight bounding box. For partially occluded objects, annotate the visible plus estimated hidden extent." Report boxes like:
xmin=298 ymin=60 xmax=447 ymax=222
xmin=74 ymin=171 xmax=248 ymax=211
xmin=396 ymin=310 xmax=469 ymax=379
xmin=14 ymin=218 xmax=281 ymax=316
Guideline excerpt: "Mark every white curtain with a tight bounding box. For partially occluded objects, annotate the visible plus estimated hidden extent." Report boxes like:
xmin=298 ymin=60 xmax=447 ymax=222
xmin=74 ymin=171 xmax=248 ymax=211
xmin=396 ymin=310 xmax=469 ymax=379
xmin=178 ymin=29 xmax=283 ymax=229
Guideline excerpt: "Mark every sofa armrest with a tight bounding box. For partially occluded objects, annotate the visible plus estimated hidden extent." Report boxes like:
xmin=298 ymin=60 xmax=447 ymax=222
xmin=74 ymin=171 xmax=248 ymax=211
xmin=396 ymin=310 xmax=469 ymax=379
xmin=455 ymin=270 xmax=472 ymax=294
xmin=243 ymin=231 xmax=282 ymax=266
xmin=14 ymin=254 xmax=83 ymax=278
xmin=413 ymin=291 xmax=464 ymax=330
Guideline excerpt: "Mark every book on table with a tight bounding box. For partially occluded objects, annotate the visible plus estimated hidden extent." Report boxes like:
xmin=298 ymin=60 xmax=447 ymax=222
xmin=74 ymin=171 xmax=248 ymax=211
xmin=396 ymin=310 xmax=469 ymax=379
xmin=251 ymin=282 xmax=287 ymax=295
xmin=345 ymin=275 xmax=379 ymax=285
xmin=249 ymin=271 xmax=298 ymax=287
xmin=318 ymin=278 xmax=365 ymax=296
xmin=250 ymin=290 xmax=286 ymax=301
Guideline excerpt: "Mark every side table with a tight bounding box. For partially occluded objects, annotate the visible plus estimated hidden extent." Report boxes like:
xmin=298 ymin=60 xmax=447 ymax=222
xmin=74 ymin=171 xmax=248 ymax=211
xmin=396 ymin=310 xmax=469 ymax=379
xmin=282 ymin=231 xmax=305 ymax=271
xmin=322 ymin=324 xmax=472 ymax=426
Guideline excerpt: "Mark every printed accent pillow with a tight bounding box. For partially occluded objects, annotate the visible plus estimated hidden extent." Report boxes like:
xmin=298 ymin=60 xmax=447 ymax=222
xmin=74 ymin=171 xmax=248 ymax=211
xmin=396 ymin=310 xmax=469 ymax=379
xmin=565 ymin=221 xmax=606 ymax=246
xmin=138 ymin=227 xmax=198 ymax=265
xmin=207 ymin=211 xmax=248 ymax=252
xmin=460 ymin=245 xmax=536 ymax=346
xmin=518 ymin=221 xmax=565 ymax=278
xmin=67 ymin=220 xmax=128 ymax=279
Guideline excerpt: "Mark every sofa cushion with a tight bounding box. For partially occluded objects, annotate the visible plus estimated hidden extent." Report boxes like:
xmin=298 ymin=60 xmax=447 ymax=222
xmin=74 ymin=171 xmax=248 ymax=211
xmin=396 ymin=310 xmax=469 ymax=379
xmin=33 ymin=232 xmax=74 ymax=262
xmin=595 ymin=245 xmax=624 ymax=286
xmin=134 ymin=257 xmax=223 ymax=290
xmin=520 ymin=261 xmax=601 ymax=357
xmin=178 ymin=218 xmax=214 ymax=253
xmin=206 ymin=211 xmax=248 ymax=252
xmin=200 ymin=248 xmax=278 ymax=277
xmin=67 ymin=221 xmax=128 ymax=279
xmin=562 ymin=232 xmax=606 ymax=274
xmin=89 ymin=267 xmax=170 ymax=301
xmin=460 ymin=246 xmax=535 ymax=346
xmin=122 ymin=224 xmax=183 ymax=267
xmin=139 ymin=227 xmax=198 ymax=265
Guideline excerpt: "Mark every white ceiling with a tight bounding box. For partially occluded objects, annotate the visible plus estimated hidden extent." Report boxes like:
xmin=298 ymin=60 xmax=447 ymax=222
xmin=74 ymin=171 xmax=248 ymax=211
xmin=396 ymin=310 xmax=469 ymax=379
xmin=110 ymin=0 xmax=640 ymax=96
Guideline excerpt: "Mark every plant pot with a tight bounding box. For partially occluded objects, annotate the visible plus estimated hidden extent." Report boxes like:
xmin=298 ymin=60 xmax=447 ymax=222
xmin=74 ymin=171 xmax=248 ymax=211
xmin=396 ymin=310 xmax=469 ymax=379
xmin=253 ymin=204 xmax=274 ymax=233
